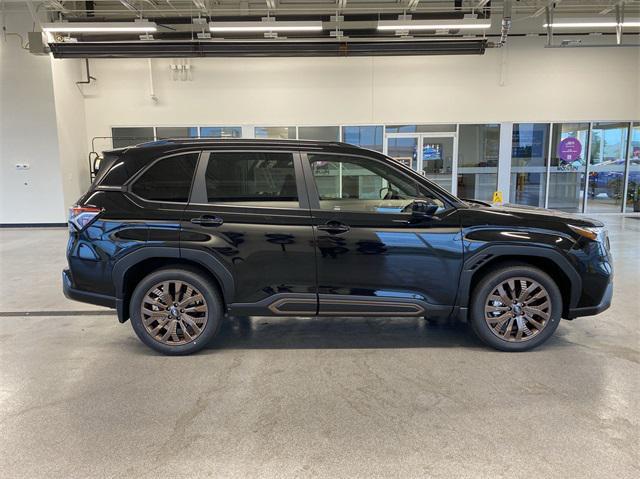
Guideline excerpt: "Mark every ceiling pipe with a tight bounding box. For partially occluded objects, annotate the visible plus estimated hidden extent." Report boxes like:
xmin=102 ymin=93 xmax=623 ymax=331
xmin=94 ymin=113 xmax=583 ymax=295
xmin=488 ymin=0 xmax=511 ymax=48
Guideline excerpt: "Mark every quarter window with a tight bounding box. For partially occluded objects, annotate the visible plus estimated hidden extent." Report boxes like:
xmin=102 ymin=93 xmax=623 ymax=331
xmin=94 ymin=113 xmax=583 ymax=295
xmin=205 ymin=152 xmax=298 ymax=207
xmin=131 ymin=153 xmax=199 ymax=202
xmin=307 ymin=154 xmax=444 ymax=214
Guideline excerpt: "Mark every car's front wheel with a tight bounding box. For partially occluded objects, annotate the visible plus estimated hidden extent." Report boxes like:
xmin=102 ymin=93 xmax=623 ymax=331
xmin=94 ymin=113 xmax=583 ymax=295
xmin=130 ymin=268 xmax=223 ymax=355
xmin=469 ymin=265 xmax=562 ymax=352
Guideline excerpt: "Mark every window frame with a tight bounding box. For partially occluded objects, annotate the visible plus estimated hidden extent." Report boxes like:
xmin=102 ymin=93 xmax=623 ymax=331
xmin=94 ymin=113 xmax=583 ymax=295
xmin=126 ymin=150 xmax=203 ymax=205
xmin=189 ymin=149 xmax=310 ymax=211
xmin=300 ymin=151 xmax=455 ymax=214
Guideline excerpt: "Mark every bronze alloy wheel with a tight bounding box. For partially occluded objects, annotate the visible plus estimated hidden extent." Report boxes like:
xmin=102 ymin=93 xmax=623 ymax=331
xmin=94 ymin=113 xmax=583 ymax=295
xmin=140 ymin=281 xmax=208 ymax=346
xmin=484 ymin=277 xmax=551 ymax=342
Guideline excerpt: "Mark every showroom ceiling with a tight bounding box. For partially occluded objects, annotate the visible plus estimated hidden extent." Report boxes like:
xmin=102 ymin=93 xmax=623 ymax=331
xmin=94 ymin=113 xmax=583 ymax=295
xmin=15 ymin=0 xmax=640 ymax=57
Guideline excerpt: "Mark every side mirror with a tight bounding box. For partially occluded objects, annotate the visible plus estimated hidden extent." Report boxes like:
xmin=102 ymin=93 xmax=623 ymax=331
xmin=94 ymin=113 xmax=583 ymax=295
xmin=410 ymin=200 xmax=439 ymax=218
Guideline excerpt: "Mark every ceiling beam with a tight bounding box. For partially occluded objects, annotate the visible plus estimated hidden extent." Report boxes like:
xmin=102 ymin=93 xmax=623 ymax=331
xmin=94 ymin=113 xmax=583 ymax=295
xmin=405 ymin=0 xmax=420 ymax=12
xmin=192 ymin=0 xmax=207 ymax=12
xmin=533 ymin=0 xmax=562 ymax=18
xmin=600 ymin=1 xmax=625 ymax=16
xmin=42 ymin=0 xmax=68 ymax=13
xmin=119 ymin=1 xmax=139 ymax=13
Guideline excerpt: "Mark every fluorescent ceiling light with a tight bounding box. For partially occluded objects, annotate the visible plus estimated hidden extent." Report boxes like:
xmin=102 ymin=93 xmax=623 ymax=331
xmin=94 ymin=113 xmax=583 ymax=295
xmin=210 ymin=20 xmax=323 ymax=33
xmin=543 ymin=17 xmax=617 ymax=28
xmin=621 ymin=19 xmax=640 ymax=27
xmin=377 ymin=19 xmax=492 ymax=31
xmin=42 ymin=21 xmax=157 ymax=33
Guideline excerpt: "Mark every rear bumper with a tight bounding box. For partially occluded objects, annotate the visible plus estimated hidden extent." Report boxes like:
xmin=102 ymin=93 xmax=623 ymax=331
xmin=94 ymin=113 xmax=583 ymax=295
xmin=62 ymin=269 xmax=116 ymax=309
xmin=568 ymin=281 xmax=613 ymax=319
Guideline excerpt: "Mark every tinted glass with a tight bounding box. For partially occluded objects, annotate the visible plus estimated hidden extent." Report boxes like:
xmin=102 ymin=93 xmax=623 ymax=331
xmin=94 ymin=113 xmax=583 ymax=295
xmin=205 ymin=152 xmax=298 ymax=206
xmin=548 ymin=122 xmax=589 ymax=212
xmin=99 ymin=160 xmax=129 ymax=186
xmin=307 ymin=154 xmax=445 ymax=214
xmin=342 ymin=126 xmax=384 ymax=152
xmin=112 ymin=127 xmax=154 ymax=148
xmin=587 ymin=121 xmax=629 ymax=213
xmin=131 ymin=153 xmax=199 ymax=202
xmin=255 ymin=127 xmax=296 ymax=139
xmin=386 ymin=124 xmax=456 ymax=133
xmin=298 ymin=126 xmax=339 ymax=141
xmin=457 ymin=124 xmax=499 ymax=201
xmin=510 ymin=123 xmax=550 ymax=207
xmin=627 ymin=123 xmax=640 ymax=212
xmin=156 ymin=127 xmax=198 ymax=139
xmin=200 ymin=127 xmax=242 ymax=138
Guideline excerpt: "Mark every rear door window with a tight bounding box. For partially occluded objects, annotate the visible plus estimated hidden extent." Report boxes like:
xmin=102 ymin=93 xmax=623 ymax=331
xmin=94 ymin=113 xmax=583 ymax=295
xmin=131 ymin=152 xmax=199 ymax=203
xmin=205 ymin=151 xmax=299 ymax=208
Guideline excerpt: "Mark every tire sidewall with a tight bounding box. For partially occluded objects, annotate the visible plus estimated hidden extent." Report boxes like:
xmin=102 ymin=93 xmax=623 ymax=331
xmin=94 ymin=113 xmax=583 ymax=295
xmin=130 ymin=268 xmax=222 ymax=355
xmin=470 ymin=266 xmax=562 ymax=352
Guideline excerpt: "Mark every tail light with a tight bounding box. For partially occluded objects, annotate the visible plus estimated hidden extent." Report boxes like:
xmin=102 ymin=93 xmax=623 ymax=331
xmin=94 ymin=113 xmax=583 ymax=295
xmin=69 ymin=205 xmax=102 ymax=232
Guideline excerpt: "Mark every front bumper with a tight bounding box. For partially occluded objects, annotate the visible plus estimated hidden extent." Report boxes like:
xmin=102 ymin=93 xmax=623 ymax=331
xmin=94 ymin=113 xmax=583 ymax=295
xmin=567 ymin=280 xmax=613 ymax=319
xmin=62 ymin=269 xmax=116 ymax=309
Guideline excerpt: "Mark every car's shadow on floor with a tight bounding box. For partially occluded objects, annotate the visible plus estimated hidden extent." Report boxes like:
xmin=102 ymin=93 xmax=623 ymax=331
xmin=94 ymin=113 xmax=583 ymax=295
xmin=203 ymin=316 xmax=487 ymax=351
xmin=124 ymin=315 xmax=575 ymax=356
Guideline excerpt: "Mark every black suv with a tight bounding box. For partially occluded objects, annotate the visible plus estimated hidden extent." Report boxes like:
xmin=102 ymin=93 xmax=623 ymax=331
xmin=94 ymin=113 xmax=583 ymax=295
xmin=63 ymin=139 xmax=613 ymax=355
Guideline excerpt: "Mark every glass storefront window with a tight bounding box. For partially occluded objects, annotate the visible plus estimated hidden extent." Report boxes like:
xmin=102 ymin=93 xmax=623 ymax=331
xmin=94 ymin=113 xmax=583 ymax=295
xmin=586 ymin=122 xmax=629 ymax=213
xmin=548 ymin=123 xmax=589 ymax=212
xmin=457 ymin=124 xmax=499 ymax=202
xmin=342 ymin=125 xmax=384 ymax=152
xmin=156 ymin=127 xmax=198 ymax=139
xmin=255 ymin=127 xmax=296 ymax=139
xmin=200 ymin=127 xmax=242 ymax=138
xmin=298 ymin=126 xmax=340 ymax=141
xmin=386 ymin=137 xmax=418 ymax=169
xmin=510 ymin=124 xmax=550 ymax=207
xmin=385 ymin=124 xmax=456 ymax=134
xmin=626 ymin=123 xmax=640 ymax=213
xmin=111 ymin=127 xmax=155 ymax=148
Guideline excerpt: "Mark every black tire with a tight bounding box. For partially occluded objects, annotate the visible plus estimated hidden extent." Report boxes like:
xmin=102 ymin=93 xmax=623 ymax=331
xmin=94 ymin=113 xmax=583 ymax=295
xmin=129 ymin=267 xmax=223 ymax=355
xmin=469 ymin=265 xmax=562 ymax=352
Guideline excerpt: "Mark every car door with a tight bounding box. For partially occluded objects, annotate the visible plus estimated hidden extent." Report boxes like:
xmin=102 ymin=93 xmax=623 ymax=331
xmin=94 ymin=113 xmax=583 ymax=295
xmin=301 ymin=151 xmax=463 ymax=318
xmin=181 ymin=148 xmax=318 ymax=316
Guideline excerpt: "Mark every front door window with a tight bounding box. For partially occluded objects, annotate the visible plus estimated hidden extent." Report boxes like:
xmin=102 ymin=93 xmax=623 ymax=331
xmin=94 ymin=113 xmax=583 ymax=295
xmin=307 ymin=154 xmax=445 ymax=214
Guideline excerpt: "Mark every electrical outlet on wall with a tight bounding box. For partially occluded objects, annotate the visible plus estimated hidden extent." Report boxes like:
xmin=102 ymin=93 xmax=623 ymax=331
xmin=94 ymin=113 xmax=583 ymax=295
xmin=15 ymin=163 xmax=30 ymax=170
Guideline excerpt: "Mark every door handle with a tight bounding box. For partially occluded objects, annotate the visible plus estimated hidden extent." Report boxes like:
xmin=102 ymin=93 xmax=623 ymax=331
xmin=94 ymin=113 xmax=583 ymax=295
xmin=190 ymin=216 xmax=223 ymax=227
xmin=317 ymin=221 xmax=350 ymax=234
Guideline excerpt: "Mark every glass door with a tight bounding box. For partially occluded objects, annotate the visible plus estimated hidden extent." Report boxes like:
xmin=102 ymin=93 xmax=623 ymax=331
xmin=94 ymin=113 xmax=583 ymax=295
xmin=586 ymin=122 xmax=630 ymax=213
xmin=385 ymin=133 xmax=457 ymax=194
xmin=386 ymin=135 xmax=419 ymax=170
xmin=419 ymin=134 xmax=456 ymax=194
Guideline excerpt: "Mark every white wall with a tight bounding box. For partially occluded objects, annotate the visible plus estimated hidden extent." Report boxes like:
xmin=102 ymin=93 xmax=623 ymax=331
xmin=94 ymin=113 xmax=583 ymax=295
xmin=1 ymin=5 xmax=639 ymax=225
xmin=0 ymin=11 xmax=66 ymax=224
xmin=50 ymin=58 xmax=90 ymax=209
xmin=84 ymin=36 xmax=639 ymax=143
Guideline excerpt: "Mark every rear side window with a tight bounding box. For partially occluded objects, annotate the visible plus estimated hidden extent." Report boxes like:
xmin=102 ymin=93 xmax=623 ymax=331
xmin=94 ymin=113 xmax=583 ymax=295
xmin=205 ymin=151 xmax=298 ymax=207
xmin=99 ymin=160 xmax=129 ymax=186
xmin=131 ymin=153 xmax=199 ymax=202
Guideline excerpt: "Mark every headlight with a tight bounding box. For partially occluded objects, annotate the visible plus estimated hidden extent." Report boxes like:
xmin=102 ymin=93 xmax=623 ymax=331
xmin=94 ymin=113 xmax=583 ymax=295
xmin=568 ymin=224 xmax=608 ymax=243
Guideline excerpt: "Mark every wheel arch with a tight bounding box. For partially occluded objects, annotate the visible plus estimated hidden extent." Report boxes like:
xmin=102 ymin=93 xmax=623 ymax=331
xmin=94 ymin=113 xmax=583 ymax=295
xmin=112 ymin=247 xmax=235 ymax=323
xmin=457 ymin=246 xmax=581 ymax=319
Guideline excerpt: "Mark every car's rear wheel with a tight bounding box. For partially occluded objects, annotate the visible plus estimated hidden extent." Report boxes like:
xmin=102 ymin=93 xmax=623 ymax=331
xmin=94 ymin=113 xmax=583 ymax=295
xmin=130 ymin=268 xmax=223 ymax=355
xmin=469 ymin=265 xmax=562 ymax=352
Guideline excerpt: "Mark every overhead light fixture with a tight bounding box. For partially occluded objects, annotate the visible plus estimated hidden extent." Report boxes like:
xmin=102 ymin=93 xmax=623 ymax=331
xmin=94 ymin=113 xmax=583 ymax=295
xmin=543 ymin=17 xmax=618 ymax=28
xmin=42 ymin=21 xmax=158 ymax=33
xmin=377 ymin=18 xmax=492 ymax=31
xmin=209 ymin=20 xmax=323 ymax=33
xmin=621 ymin=19 xmax=640 ymax=27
